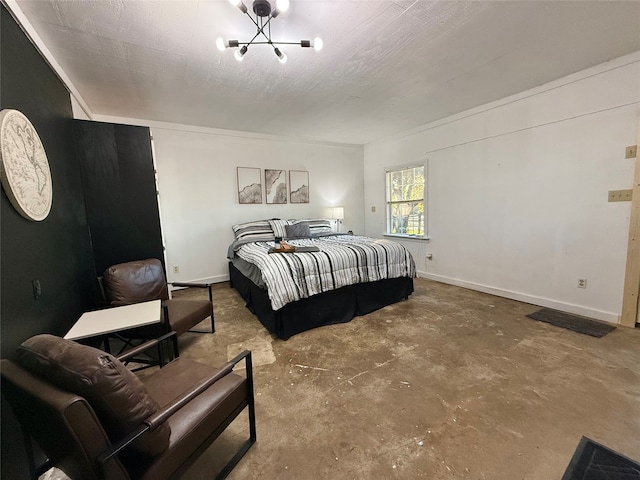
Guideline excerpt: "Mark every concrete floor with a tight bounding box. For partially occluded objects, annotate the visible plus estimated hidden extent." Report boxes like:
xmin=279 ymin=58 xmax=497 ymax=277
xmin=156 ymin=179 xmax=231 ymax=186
xmin=173 ymin=278 xmax=640 ymax=480
xmin=41 ymin=277 xmax=640 ymax=479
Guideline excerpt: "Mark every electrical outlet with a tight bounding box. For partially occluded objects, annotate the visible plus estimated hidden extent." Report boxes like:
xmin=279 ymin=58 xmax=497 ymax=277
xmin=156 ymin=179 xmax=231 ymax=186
xmin=625 ymin=145 xmax=637 ymax=159
xmin=608 ymin=189 xmax=633 ymax=202
xmin=577 ymin=278 xmax=587 ymax=289
xmin=173 ymin=265 xmax=179 ymax=274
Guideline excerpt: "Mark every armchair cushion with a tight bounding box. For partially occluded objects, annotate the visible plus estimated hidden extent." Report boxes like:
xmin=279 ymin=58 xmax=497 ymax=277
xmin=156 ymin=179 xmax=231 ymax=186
xmin=165 ymin=300 xmax=213 ymax=335
xmin=103 ymin=258 xmax=169 ymax=304
xmin=16 ymin=334 xmax=171 ymax=457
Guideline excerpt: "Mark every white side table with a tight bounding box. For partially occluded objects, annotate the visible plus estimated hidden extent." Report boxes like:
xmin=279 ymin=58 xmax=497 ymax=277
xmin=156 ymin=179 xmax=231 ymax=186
xmin=65 ymin=300 xmax=162 ymax=341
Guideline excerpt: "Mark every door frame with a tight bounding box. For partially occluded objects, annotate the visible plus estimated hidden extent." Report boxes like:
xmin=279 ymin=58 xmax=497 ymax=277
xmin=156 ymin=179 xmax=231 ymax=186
xmin=620 ymin=111 xmax=640 ymax=327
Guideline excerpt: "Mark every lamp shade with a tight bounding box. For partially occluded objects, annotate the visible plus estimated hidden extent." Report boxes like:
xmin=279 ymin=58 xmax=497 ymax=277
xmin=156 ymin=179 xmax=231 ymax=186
xmin=332 ymin=207 xmax=344 ymax=220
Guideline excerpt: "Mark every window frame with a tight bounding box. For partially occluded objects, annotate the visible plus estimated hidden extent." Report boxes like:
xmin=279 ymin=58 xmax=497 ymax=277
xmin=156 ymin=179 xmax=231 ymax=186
xmin=384 ymin=161 xmax=427 ymax=238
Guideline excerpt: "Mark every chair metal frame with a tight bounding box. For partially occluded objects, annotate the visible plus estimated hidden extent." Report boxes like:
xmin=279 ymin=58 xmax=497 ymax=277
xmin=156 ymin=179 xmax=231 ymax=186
xmin=3 ymin=333 xmax=257 ymax=480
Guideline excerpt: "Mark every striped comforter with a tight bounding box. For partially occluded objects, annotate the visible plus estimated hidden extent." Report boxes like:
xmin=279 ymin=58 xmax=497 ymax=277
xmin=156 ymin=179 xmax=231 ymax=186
xmin=233 ymin=235 xmax=416 ymax=311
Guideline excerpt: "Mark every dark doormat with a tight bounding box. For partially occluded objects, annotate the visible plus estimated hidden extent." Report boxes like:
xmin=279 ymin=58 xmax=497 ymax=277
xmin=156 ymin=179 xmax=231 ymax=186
xmin=526 ymin=308 xmax=616 ymax=337
xmin=562 ymin=436 xmax=640 ymax=480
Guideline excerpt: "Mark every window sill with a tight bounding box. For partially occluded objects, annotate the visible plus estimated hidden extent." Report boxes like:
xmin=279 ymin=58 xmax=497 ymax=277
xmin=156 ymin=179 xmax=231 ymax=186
xmin=383 ymin=233 xmax=430 ymax=242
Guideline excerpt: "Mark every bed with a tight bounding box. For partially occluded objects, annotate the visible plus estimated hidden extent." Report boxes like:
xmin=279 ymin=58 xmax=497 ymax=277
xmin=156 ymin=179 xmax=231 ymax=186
xmin=227 ymin=219 xmax=416 ymax=339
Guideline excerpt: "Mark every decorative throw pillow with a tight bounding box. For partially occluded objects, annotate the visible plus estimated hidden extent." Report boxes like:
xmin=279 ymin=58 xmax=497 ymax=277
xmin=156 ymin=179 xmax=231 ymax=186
xmin=16 ymin=334 xmax=171 ymax=458
xmin=268 ymin=219 xmax=290 ymax=238
xmin=232 ymin=220 xmax=274 ymax=241
xmin=305 ymin=219 xmax=333 ymax=235
xmin=285 ymin=222 xmax=311 ymax=239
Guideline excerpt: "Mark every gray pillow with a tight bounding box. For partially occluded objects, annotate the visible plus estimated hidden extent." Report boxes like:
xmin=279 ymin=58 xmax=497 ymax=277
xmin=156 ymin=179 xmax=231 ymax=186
xmin=285 ymin=222 xmax=311 ymax=239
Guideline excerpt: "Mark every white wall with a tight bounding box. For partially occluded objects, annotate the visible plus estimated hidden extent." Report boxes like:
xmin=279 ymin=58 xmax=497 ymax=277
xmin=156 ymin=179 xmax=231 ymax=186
xmin=143 ymin=126 xmax=364 ymax=284
xmin=364 ymin=52 xmax=640 ymax=323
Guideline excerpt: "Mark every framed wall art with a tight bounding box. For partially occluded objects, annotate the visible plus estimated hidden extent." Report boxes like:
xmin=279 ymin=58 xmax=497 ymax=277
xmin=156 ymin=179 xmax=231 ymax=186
xmin=265 ymin=169 xmax=287 ymax=204
xmin=289 ymin=170 xmax=309 ymax=203
xmin=237 ymin=167 xmax=262 ymax=204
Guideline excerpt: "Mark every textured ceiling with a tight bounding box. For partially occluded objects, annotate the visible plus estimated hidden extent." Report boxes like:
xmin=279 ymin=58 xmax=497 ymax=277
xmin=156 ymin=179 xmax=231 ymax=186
xmin=11 ymin=0 xmax=640 ymax=145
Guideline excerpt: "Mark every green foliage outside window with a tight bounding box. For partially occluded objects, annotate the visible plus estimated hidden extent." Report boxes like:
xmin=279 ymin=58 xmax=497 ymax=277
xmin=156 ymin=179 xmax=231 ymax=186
xmin=386 ymin=165 xmax=425 ymax=236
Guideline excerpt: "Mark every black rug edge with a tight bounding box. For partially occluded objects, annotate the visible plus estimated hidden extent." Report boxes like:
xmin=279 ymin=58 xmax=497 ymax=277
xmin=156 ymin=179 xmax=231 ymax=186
xmin=562 ymin=436 xmax=640 ymax=480
xmin=526 ymin=308 xmax=616 ymax=338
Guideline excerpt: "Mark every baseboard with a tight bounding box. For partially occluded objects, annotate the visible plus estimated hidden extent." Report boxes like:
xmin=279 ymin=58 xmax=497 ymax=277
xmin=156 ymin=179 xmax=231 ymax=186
xmin=169 ymin=274 xmax=230 ymax=291
xmin=205 ymin=274 xmax=230 ymax=284
xmin=416 ymin=271 xmax=620 ymax=324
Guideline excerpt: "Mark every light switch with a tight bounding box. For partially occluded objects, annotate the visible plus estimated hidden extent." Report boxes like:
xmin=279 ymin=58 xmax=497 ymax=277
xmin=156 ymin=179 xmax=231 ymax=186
xmin=371 ymin=206 xmax=376 ymax=213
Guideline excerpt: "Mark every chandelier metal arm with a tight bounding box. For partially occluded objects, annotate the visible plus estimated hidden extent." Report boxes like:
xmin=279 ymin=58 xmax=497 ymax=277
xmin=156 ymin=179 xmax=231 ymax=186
xmin=245 ymin=30 xmax=264 ymax=49
xmin=241 ymin=12 xmax=290 ymax=54
xmin=236 ymin=41 xmax=310 ymax=46
xmin=245 ymin=13 xmax=268 ymax=34
xmin=241 ymin=10 xmax=276 ymax=44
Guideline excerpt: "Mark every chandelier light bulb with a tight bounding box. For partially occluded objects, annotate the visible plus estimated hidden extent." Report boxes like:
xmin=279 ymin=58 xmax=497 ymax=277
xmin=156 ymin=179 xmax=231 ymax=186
xmin=274 ymin=47 xmax=287 ymax=64
xmin=216 ymin=37 xmax=226 ymax=51
xmin=234 ymin=46 xmax=247 ymax=61
xmin=229 ymin=0 xmax=247 ymax=13
xmin=313 ymin=37 xmax=323 ymax=51
xmin=276 ymin=0 xmax=290 ymax=12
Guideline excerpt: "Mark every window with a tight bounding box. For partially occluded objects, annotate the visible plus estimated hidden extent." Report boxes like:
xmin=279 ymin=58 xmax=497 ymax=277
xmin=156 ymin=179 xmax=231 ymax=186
xmin=385 ymin=163 xmax=425 ymax=236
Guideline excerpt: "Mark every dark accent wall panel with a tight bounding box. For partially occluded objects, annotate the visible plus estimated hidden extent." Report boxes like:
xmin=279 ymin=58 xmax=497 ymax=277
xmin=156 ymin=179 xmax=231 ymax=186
xmin=73 ymin=120 xmax=165 ymax=275
xmin=1 ymin=4 xmax=96 ymax=479
xmin=0 ymin=5 xmax=95 ymax=362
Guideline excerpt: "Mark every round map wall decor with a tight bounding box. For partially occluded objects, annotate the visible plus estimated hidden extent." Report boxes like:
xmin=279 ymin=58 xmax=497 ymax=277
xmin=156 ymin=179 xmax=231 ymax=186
xmin=0 ymin=109 xmax=53 ymax=221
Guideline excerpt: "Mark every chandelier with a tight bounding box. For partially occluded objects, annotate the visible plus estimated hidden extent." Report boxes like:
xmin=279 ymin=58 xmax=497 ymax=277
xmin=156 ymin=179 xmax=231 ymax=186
xmin=216 ymin=0 xmax=323 ymax=63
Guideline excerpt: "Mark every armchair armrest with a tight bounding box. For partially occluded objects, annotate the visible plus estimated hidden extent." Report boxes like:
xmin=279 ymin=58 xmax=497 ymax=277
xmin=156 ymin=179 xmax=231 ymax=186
xmin=98 ymin=350 xmax=253 ymax=466
xmin=145 ymin=361 xmax=235 ymax=430
xmin=170 ymin=281 xmax=214 ymax=304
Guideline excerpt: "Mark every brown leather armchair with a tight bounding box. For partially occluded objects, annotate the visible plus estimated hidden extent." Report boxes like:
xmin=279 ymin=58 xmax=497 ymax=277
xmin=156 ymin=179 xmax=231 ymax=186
xmin=100 ymin=259 xmax=215 ymax=356
xmin=1 ymin=333 xmax=256 ymax=480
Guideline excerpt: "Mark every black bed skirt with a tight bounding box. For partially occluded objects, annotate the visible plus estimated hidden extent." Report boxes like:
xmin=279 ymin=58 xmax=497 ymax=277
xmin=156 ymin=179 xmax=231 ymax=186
xmin=229 ymin=262 xmax=414 ymax=340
